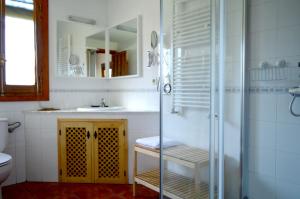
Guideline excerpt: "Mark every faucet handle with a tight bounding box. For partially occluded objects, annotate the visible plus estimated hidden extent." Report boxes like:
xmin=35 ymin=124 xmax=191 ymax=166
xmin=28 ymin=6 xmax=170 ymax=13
xmin=100 ymin=98 xmax=107 ymax=107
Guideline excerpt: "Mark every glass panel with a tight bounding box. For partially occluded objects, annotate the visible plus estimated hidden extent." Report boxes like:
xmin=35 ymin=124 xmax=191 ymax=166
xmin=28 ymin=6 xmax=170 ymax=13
xmin=223 ymin=1 xmax=245 ymax=198
xmin=5 ymin=0 xmax=35 ymax=85
xmin=161 ymin=0 xmax=246 ymax=198
xmin=213 ymin=0 xmax=246 ymax=198
xmin=161 ymin=0 xmax=214 ymax=198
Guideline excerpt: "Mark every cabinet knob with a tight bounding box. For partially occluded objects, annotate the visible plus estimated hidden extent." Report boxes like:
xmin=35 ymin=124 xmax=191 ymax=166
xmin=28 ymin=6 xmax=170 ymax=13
xmin=94 ymin=131 xmax=97 ymax=139
xmin=87 ymin=131 xmax=90 ymax=139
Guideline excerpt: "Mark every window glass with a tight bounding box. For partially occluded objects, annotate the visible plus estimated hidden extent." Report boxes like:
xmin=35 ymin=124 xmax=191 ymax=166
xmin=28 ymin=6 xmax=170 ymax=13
xmin=5 ymin=0 xmax=35 ymax=85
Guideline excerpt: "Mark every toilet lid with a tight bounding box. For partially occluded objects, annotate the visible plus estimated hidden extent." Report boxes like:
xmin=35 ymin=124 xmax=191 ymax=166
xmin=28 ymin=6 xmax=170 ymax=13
xmin=0 ymin=153 xmax=12 ymax=167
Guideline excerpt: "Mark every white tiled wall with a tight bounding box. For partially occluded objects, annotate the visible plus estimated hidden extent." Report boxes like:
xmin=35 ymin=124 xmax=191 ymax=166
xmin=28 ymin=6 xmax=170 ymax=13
xmin=248 ymin=0 xmax=300 ymax=72
xmin=0 ymin=0 xmax=108 ymax=186
xmin=1 ymin=89 xmax=158 ymax=186
xmin=24 ymin=112 xmax=159 ymax=183
xmin=1 ymin=0 xmax=160 ymax=187
xmin=0 ymin=102 xmax=39 ymax=186
xmin=248 ymin=93 xmax=300 ymax=199
xmin=247 ymin=0 xmax=300 ymax=198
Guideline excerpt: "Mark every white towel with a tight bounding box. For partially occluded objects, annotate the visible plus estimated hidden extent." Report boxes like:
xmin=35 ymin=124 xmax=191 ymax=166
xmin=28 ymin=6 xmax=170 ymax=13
xmin=136 ymin=136 xmax=181 ymax=149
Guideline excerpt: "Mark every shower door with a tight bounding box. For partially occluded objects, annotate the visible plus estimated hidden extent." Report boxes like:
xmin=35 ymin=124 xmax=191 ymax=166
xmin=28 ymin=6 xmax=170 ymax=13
xmin=160 ymin=0 xmax=246 ymax=198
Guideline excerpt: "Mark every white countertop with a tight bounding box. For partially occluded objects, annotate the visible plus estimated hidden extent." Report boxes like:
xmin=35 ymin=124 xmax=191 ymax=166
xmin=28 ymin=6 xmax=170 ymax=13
xmin=25 ymin=108 xmax=159 ymax=114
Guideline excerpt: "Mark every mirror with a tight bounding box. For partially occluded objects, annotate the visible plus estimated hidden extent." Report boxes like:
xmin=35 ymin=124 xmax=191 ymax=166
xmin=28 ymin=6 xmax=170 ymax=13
xmin=108 ymin=18 xmax=139 ymax=78
xmin=56 ymin=16 xmax=141 ymax=79
xmin=56 ymin=20 xmax=101 ymax=77
xmin=86 ymin=31 xmax=107 ymax=78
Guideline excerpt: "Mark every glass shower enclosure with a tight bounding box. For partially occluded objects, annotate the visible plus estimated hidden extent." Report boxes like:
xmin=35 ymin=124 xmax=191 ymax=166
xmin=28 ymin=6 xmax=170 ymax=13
xmin=160 ymin=0 xmax=246 ymax=198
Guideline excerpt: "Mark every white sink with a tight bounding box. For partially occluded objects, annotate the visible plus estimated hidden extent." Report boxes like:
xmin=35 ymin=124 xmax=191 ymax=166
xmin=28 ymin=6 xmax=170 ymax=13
xmin=76 ymin=106 xmax=125 ymax=112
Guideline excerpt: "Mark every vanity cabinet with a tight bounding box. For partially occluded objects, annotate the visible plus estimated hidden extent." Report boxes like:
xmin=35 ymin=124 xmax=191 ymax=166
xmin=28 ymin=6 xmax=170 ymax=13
xmin=58 ymin=121 xmax=93 ymax=183
xmin=58 ymin=119 xmax=128 ymax=184
xmin=93 ymin=121 xmax=127 ymax=184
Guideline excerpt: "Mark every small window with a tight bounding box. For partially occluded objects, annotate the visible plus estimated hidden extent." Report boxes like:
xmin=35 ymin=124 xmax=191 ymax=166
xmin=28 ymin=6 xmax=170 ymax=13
xmin=0 ymin=0 xmax=49 ymax=101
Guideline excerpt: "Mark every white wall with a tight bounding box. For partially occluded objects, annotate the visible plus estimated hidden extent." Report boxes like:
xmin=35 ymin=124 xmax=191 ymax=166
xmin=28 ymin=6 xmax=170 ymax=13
xmin=48 ymin=0 xmax=109 ymax=90
xmin=43 ymin=0 xmax=160 ymax=110
xmin=106 ymin=0 xmax=160 ymax=90
xmin=98 ymin=0 xmax=161 ymax=111
xmin=2 ymin=0 xmax=107 ymax=186
xmin=247 ymin=0 xmax=300 ymax=199
xmin=0 ymin=102 xmax=39 ymax=186
xmin=2 ymin=0 xmax=160 ymax=186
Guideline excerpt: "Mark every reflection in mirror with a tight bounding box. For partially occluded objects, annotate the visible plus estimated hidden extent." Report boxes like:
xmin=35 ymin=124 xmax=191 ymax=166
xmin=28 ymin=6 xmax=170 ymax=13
xmin=86 ymin=31 xmax=106 ymax=78
xmin=56 ymin=17 xmax=140 ymax=79
xmin=109 ymin=18 xmax=138 ymax=78
xmin=56 ymin=20 xmax=102 ymax=77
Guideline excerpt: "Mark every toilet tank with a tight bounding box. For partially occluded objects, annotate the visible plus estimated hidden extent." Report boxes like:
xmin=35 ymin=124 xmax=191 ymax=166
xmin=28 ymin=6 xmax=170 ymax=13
xmin=0 ymin=118 xmax=8 ymax=152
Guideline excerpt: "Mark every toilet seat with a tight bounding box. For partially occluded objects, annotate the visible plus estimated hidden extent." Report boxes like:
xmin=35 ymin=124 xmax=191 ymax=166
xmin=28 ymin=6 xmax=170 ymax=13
xmin=0 ymin=153 xmax=11 ymax=167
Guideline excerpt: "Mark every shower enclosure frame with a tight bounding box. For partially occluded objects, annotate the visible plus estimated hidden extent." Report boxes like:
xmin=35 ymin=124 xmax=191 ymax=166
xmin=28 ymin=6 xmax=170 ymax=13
xmin=241 ymin=0 xmax=248 ymax=198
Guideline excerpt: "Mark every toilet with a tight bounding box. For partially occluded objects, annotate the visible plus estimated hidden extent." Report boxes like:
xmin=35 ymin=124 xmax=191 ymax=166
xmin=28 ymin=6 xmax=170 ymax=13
xmin=0 ymin=118 xmax=12 ymax=199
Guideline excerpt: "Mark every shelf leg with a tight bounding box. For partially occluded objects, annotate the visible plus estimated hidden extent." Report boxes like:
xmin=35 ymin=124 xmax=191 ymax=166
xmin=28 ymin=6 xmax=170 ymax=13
xmin=195 ymin=163 xmax=201 ymax=192
xmin=133 ymin=149 xmax=138 ymax=196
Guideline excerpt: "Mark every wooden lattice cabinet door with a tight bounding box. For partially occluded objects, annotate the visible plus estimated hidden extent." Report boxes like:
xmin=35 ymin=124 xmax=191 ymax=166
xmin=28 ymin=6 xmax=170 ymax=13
xmin=58 ymin=121 xmax=94 ymax=183
xmin=93 ymin=120 xmax=128 ymax=184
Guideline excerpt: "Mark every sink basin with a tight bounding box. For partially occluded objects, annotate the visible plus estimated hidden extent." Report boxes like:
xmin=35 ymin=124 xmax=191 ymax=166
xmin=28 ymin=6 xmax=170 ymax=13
xmin=76 ymin=106 xmax=125 ymax=112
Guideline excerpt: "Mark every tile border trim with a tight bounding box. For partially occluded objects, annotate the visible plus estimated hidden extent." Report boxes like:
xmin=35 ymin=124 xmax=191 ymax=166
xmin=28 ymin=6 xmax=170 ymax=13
xmin=50 ymin=88 xmax=158 ymax=93
xmin=50 ymin=87 xmax=292 ymax=94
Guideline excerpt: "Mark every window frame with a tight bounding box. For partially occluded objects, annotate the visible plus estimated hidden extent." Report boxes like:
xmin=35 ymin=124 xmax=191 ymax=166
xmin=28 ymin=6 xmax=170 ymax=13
xmin=0 ymin=0 xmax=49 ymax=101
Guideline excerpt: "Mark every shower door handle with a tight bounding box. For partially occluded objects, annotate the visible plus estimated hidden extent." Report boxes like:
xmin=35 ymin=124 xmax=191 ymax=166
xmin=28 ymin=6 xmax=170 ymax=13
xmin=163 ymin=83 xmax=172 ymax=94
xmin=156 ymin=77 xmax=160 ymax=92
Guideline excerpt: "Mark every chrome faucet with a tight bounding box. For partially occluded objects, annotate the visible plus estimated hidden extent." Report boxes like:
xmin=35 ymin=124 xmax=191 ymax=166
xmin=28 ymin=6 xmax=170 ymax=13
xmin=100 ymin=98 xmax=107 ymax=107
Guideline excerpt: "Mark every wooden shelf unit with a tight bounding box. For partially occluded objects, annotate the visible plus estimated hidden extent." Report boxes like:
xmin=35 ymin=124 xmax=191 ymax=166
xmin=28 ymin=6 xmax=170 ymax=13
xmin=133 ymin=144 xmax=211 ymax=199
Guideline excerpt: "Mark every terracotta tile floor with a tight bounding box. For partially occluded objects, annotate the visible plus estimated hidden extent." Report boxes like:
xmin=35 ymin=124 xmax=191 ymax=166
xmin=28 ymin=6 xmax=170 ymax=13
xmin=2 ymin=182 xmax=159 ymax=199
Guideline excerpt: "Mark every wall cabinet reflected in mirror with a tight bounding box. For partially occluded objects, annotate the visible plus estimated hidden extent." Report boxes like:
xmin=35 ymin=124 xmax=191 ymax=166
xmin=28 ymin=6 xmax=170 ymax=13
xmin=56 ymin=16 xmax=141 ymax=79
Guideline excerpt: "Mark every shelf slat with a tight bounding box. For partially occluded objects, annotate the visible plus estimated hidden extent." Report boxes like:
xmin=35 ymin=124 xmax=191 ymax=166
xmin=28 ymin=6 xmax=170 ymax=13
xmin=134 ymin=144 xmax=209 ymax=168
xmin=164 ymin=145 xmax=209 ymax=166
xmin=135 ymin=169 xmax=213 ymax=199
